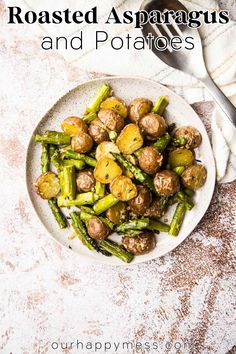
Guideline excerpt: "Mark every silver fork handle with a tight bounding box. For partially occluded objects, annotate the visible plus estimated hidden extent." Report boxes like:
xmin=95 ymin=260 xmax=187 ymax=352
xmin=201 ymin=75 xmax=236 ymax=127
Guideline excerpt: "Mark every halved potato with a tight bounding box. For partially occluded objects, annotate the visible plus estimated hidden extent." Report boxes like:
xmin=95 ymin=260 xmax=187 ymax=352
xmin=94 ymin=157 xmax=122 ymax=184
xmin=110 ymin=176 xmax=138 ymax=201
xmin=116 ymin=124 xmax=143 ymax=154
xmin=100 ymin=97 xmax=128 ymax=118
xmin=34 ymin=172 xmax=60 ymax=199
xmin=61 ymin=116 xmax=87 ymax=136
xmin=95 ymin=142 xmax=120 ymax=161
xmin=168 ymin=148 xmax=194 ymax=168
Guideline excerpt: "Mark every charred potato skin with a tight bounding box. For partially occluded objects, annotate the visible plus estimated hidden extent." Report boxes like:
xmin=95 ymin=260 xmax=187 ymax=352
xmin=87 ymin=217 xmax=110 ymax=241
xmin=181 ymin=164 xmax=207 ymax=190
xmin=122 ymin=231 xmax=156 ymax=255
xmin=88 ymin=118 xmax=109 ymax=145
xmin=128 ymin=185 xmax=152 ymax=215
xmin=139 ymin=113 xmax=167 ymax=139
xmin=144 ymin=198 xmax=168 ymax=219
xmin=98 ymin=109 xmax=124 ymax=133
xmin=138 ymin=146 xmax=163 ymax=174
xmin=174 ymin=126 xmax=202 ymax=149
xmin=71 ymin=132 xmax=93 ymax=153
xmin=154 ymin=170 xmax=180 ymax=197
xmin=129 ymin=98 xmax=153 ymax=123
xmin=106 ymin=202 xmax=128 ymax=225
xmin=76 ymin=170 xmax=95 ymax=192
xmin=61 ymin=116 xmax=88 ymax=136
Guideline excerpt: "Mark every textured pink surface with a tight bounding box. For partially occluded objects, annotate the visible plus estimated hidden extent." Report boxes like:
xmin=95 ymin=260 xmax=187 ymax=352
xmin=0 ymin=2 xmax=235 ymax=354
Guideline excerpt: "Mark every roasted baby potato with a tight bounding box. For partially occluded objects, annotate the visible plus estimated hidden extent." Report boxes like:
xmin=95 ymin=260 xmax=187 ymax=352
xmin=174 ymin=126 xmax=202 ymax=149
xmin=116 ymin=123 xmax=143 ymax=154
xmin=144 ymin=198 xmax=168 ymax=219
xmin=71 ymin=132 xmax=93 ymax=154
xmin=181 ymin=164 xmax=207 ymax=190
xmin=168 ymin=148 xmax=194 ymax=168
xmin=154 ymin=170 xmax=180 ymax=197
xmin=88 ymin=118 xmax=109 ymax=144
xmin=128 ymin=185 xmax=152 ymax=215
xmin=138 ymin=146 xmax=163 ymax=174
xmin=106 ymin=202 xmax=128 ymax=224
xmin=61 ymin=116 xmax=87 ymax=136
xmin=129 ymin=98 xmax=153 ymax=123
xmin=98 ymin=109 xmax=124 ymax=132
xmin=95 ymin=141 xmax=120 ymax=161
xmin=139 ymin=113 xmax=167 ymax=139
xmin=122 ymin=231 xmax=156 ymax=255
xmin=110 ymin=176 xmax=138 ymax=201
xmin=94 ymin=157 xmax=122 ymax=184
xmin=87 ymin=217 xmax=110 ymax=240
xmin=76 ymin=170 xmax=95 ymax=192
xmin=100 ymin=97 xmax=128 ymax=118
xmin=35 ymin=172 xmax=60 ymax=199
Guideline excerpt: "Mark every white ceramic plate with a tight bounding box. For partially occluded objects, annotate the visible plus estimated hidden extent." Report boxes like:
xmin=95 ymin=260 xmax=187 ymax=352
xmin=26 ymin=76 xmax=215 ymax=265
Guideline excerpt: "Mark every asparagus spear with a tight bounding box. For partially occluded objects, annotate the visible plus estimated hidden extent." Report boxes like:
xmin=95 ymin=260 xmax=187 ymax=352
xmin=86 ymin=83 xmax=111 ymax=113
xmin=176 ymin=191 xmax=194 ymax=210
xmin=135 ymin=131 xmax=172 ymax=157
xmin=93 ymin=194 xmax=119 ymax=214
xmin=57 ymin=192 xmax=97 ymax=207
xmin=48 ymin=199 xmax=67 ymax=229
xmin=169 ymin=202 xmax=186 ymax=236
xmin=147 ymin=220 xmax=170 ymax=233
xmin=49 ymin=144 xmax=56 ymax=159
xmin=50 ymin=149 xmax=62 ymax=172
xmin=61 ymin=149 xmax=96 ymax=167
xmin=83 ymin=112 xmax=97 ymax=123
xmin=108 ymin=130 xmax=118 ymax=142
xmin=80 ymin=206 xmax=96 ymax=214
xmin=121 ymin=230 xmax=143 ymax=237
xmin=152 ymin=133 xmax=171 ymax=152
xmin=173 ymin=166 xmax=185 ymax=175
xmin=116 ymin=218 xmax=150 ymax=233
xmin=100 ymin=240 xmax=134 ymax=263
xmin=41 ymin=143 xmax=50 ymax=173
xmin=59 ymin=170 xmax=65 ymax=196
xmin=171 ymin=136 xmax=187 ymax=147
xmin=63 ymin=166 xmax=76 ymax=200
xmin=168 ymin=191 xmax=194 ymax=210
xmin=62 ymin=159 xmax=85 ymax=170
xmin=152 ymin=96 xmax=169 ymax=115
xmin=35 ymin=131 xmax=71 ymax=145
xmin=70 ymin=212 xmax=111 ymax=256
xmin=95 ymin=181 xmax=105 ymax=198
xmin=112 ymin=153 xmax=155 ymax=193
xmin=184 ymin=188 xmax=195 ymax=198
xmin=70 ymin=211 xmax=97 ymax=250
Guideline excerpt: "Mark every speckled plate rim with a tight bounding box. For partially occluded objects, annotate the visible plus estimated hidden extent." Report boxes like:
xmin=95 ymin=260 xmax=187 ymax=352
xmin=26 ymin=76 xmax=216 ymax=266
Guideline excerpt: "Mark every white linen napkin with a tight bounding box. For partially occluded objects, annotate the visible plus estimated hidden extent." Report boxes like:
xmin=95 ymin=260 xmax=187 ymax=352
xmin=6 ymin=0 xmax=236 ymax=182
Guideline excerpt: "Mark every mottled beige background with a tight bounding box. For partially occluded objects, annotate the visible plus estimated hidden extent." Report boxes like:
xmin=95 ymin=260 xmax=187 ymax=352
xmin=0 ymin=1 xmax=236 ymax=354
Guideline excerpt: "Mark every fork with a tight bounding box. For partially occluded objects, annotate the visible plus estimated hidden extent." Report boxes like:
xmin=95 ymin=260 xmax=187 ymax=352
xmin=140 ymin=0 xmax=236 ymax=127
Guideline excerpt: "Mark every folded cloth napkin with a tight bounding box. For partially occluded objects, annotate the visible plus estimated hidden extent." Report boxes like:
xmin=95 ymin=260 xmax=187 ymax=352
xmin=6 ymin=0 xmax=236 ymax=182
